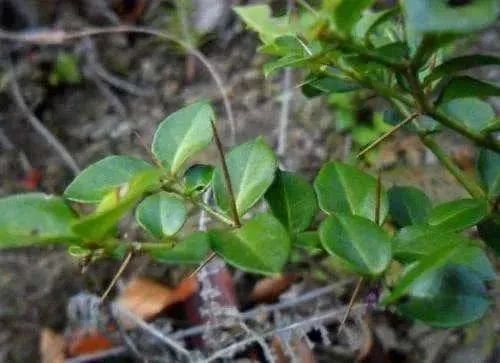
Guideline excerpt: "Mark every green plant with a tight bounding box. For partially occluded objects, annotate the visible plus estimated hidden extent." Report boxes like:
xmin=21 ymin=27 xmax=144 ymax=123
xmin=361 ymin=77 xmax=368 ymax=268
xmin=0 ymin=0 xmax=498 ymax=330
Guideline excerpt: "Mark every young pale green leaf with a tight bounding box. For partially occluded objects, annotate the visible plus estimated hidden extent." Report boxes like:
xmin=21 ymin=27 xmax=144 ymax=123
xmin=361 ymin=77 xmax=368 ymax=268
xmin=294 ymin=231 xmax=321 ymax=250
xmin=302 ymin=76 xmax=360 ymax=98
xmin=478 ymin=215 xmax=500 ymax=256
xmin=333 ymin=0 xmax=374 ymax=36
xmin=477 ymin=149 xmax=500 ymax=198
xmin=319 ymin=213 xmax=391 ymax=276
xmin=264 ymin=54 xmax=311 ymax=78
xmin=64 ymin=155 xmax=154 ymax=203
xmin=210 ymin=213 xmax=290 ymax=275
xmin=0 ymin=193 xmax=79 ymax=248
xmin=135 ymin=192 xmax=187 ymax=239
xmin=403 ymin=0 xmax=500 ymax=34
xmin=213 ymin=137 xmax=277 ymax=217
xmin=382 ymin=240 xmax=467 ymax=305
xmin=152 ymin=102 xmax=215 ymax=175
xmin=428 ymin=198 xmax=488 ymax=231
xmin=234 ymin=5 xmax=294 ymax=44
xmin=439 ymin=76 xmax=500 ymax=103
xmin=388 ymin=186 xmax=432 ymax=227
xmin=424 ymin=55 xmax=500 ymax=84
xmin=397 ymin=265 xmax=490 ymax=328
xmin=265 ymin=170 xmax=317 ymax=234
xmin=147 ymin=232 xmax=210 ymax=264
xmin=183 ymin=164 xmax=214 ymax=195
xmin=314 ymin=162 xmax=388 ymax=223
xmin=72 ymin=169 xmax=161 ymax=240
xmin=440 ymin=98 xmax=495 ymax=133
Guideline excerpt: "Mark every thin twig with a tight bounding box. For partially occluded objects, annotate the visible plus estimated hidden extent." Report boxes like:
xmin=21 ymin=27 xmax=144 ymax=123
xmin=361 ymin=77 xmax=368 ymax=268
xmin=0 ymin=26 xmax=236 ymax=145
xmin=210 ymin=120 xmax=241 ymax=227
xmin=356 ymin=113 xmax=419 ymax=158
xmin=100 ymin=251 xmax=133 ymax=303
xmin=8 ymin=62 xmax=81 ymax=175
xmin=188 ymin=251 xmax=216 ymax=279
xmin=337 ymin=277 xmax=363 ymax=336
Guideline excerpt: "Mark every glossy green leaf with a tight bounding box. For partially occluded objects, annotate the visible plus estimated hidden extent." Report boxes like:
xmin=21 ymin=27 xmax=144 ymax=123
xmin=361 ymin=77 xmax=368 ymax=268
xmin=403 ymin=0 xmax=500 ymax=34
xmin=234 ymin=5 xmax=294 ymax=44
xmin=477 ymin=149 xmax=500 ymax=198
xmin=210 ymin=213 xmax=290 ymax=275
xmin=439 ymin=76 xmax=500 ymax=103
xmin=183 ymin=164 xmax=214 ymax=195
xmin=428 ymin=198 xmax=488 ymax=231
xmin=294 ymin=231 xmax=321 ymax=250
xmin=0 ymin=193 xmax=79 ymax=248
xmin=213 ymin=137 xmax=277 ymax=216
xmin=397 ymin=265 xmax=490 ymax=328
xmin=319 ymin=213 xmax=391 ymax=276
xmin=64 ymin=155 xmax=154 ymax=203
xmin=452 ymin=245 xmax=495 ymax=281
xmin=333 ymin=0 xmax=374 ymax=35
xmin=425 ymin=54 xmax=500 ymax=84
xmin=388 ymin=186 xmax=432 ymax=227
xmin=148 ymin=232 xmax=210 ymax=264
xmin=135 ymin=192 xmax=187 ymax=239
xmin=382 ymin=240 xmax=465 ymax=305
xmin=302 ymin=75 xmax=361 ymax=98
xmin=353 ymin=8 xmax=399 ymax=42
xmin=314 ymin=162 xmax=388 ymax=222
xmin=152 ymin=102 xmax=215 ymax=175
xmin=72 ymin=169 xmax=161 ymax=240
xmin=264 ymin=54 xmax=311 ymax=78
xmin=440 ymin=98 xmax=495 ymax=133
xmin=265 ymin=170 xmax=317 ymax=234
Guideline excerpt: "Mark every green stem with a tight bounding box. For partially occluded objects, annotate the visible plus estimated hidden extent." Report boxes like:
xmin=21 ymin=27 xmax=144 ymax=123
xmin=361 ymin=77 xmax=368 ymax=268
xmin=420 ymin=135 xmax=486 ymax=199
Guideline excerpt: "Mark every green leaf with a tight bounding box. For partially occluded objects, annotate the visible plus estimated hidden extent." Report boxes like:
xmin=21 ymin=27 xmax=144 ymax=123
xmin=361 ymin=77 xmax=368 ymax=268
xmin=265 ymin=170 xmax=317 ymax=234
xmin=477 ymin=149 xmax=500 ymax=198
xmin=72 ymin=169 xmax=161 ymax=240
xmin=213 ymin=138 xmax=277 ymax=217
xmin=152 ymin=102 xmax=215 ymax=175
xmin=148 ymin=232 xmax=210 ymax=264
xmin=0 ymin=193 xmax=79 ymax=248
xmin=183 ymin=164 xmax=214 ymax=195
xmin=333 ymin=0 xmax=374 ymax=35
xmin=294 ymin=231 xmax=321 ymax=250
xmin=64 ymin=155 xmax=154 ymax=203
xmin=234 ymin=5 xmax=294 ymax=44
xmin=397 ymin=265 xmax=490 ymax=328
xmin=478 ymin=215 xmax=500 ymax=256
xmin=428 ymin=198 xmax=488 ymax=231
xmin=388 ymin=186 xmax=432 ymax=227
xmin=313 ymin=162 xmax=388 ymax=222
xmin=440 ymin=98 xmax=495 ymax=133
xmin=382 ymin=239 xmax=465 ymax=305
xmin=452 ymin=245 xmax=495 ymax=281
xmin=425 ymin=54 xmax=500 ymax=84
xmin=49 ymin=52 xmax=82 ymax=86
xmin=302 ymin=75 xmax=361 ymax=98
xmin=353 ymin=8 xmax=399 ymax=43
xmin=264 ymin=54 xmax=311 ymax=78
xmin=210 ymin=213 xmax=290 ymax=275
xmin=403 ymin=0 xmax=500 ymax=34
xmin=439 ymin=76 xmax=500 ymax=103
xmin=135 ymin=192 xmax=187 ymax=239
xmin=319 ymin=213 xmax=391 ymax=276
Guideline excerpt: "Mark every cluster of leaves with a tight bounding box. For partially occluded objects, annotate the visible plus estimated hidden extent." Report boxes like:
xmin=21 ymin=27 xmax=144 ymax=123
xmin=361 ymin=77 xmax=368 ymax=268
xmin=0 ymin=99 xmax=497 ymax=328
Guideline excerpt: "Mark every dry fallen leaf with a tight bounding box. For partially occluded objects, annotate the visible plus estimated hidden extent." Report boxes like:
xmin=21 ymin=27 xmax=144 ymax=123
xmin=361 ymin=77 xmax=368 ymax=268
xmin=40 ymin=328 xmax=66 ymax=363
xmin=117 ymin=276 xmax=199 ymax=321
xmin=67 ymin=329 xmax=114 ymax=358
xmin=250 ymin=274 xmax=298 ymax=303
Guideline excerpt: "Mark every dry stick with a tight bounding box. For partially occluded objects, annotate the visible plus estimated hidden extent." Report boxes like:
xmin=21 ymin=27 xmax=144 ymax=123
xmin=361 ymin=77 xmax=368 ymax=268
xmin=337 ymin=277 xmax=363 ymax=336
xmin=100 ymin=251 xmax=133 ymax=303
xmin=356 ymin=113 xmax=419 ymax=158
xmin=8 ymin=64 xmax=81 ymax=175
xmin=0 ymin=26 xmax=236 ymax=145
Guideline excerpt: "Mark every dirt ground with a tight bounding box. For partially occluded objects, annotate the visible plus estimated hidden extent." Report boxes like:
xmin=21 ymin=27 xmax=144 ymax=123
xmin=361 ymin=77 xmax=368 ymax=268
xmin=0 ymin=1 xmax=498 ymax=362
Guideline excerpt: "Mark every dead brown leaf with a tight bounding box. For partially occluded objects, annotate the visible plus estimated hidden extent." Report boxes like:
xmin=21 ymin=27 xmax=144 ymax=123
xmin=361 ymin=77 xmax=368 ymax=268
xmin=250 ymin=274 xmax=298 ymax=303
xmin=67 ymin=330 xmax=114 ymax=358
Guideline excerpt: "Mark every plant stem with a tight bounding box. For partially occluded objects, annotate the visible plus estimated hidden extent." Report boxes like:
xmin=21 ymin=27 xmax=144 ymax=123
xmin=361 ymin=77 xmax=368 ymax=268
xmin=337 ymin=277 xmax=363 ymax=336
xmin=420 ymin=135 xmax=486 ymax=199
